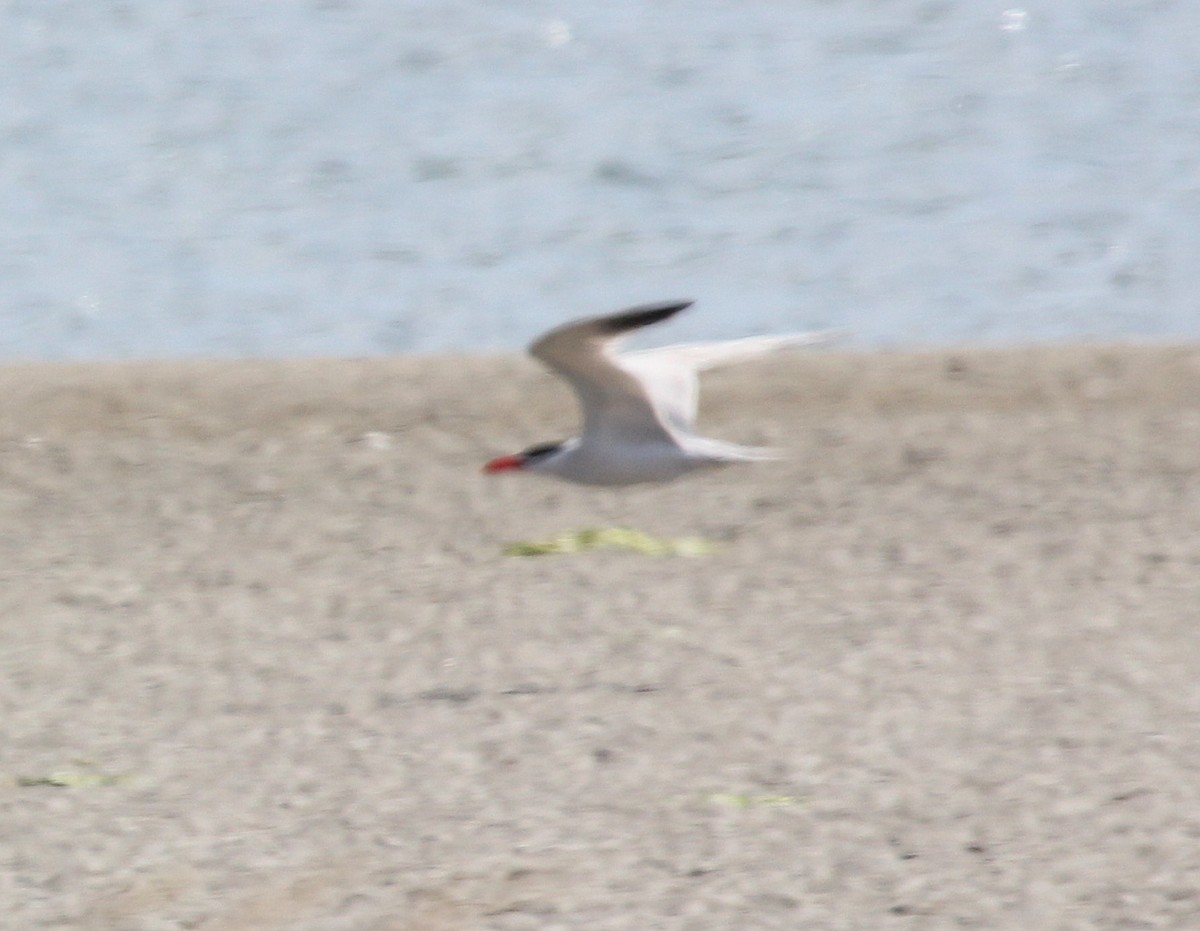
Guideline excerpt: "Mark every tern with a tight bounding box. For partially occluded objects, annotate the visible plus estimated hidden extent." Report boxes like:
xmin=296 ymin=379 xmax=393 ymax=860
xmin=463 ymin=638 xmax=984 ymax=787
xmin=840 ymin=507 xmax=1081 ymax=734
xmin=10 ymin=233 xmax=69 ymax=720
xmin=483 ymin=300 xmax=836 ymax=486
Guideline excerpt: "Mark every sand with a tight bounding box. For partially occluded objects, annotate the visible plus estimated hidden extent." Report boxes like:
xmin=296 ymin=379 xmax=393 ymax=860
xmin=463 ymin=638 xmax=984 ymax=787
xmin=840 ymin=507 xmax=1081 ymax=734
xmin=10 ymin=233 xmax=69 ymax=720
xmin=3 ymin=344 xmax=1200 ymax=930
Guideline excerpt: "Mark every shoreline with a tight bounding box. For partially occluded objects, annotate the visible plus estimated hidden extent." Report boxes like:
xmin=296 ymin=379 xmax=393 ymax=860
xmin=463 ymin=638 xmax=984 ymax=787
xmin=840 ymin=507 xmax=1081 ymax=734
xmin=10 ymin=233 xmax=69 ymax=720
xmin=1 ymin=342 xmax=1198 ymax=441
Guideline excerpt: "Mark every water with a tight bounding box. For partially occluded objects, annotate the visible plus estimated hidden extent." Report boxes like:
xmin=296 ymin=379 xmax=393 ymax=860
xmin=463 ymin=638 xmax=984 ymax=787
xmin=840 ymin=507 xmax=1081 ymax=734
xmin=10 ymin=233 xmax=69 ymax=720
xmin=2 ymin=1 xmax=1198 ymax=359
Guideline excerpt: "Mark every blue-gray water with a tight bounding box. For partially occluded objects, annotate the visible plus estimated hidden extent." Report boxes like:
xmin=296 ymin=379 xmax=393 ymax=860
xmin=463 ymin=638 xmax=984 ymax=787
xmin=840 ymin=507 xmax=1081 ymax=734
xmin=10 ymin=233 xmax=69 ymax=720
xmin=3 ymin=2 xmax=1198 ymax=359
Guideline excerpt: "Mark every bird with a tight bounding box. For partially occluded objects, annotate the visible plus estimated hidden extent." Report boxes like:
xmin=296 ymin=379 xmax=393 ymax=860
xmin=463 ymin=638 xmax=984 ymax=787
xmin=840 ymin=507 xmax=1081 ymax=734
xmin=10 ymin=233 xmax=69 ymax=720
xmin=482 ymin=299 xmax=837 ymax=486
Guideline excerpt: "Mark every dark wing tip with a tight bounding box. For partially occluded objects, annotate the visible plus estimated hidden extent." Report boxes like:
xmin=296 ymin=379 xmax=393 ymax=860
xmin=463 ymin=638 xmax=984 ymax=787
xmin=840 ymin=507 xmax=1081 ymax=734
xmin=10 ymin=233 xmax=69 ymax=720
xmin=597 ymin=299 xmax=695 ymax=336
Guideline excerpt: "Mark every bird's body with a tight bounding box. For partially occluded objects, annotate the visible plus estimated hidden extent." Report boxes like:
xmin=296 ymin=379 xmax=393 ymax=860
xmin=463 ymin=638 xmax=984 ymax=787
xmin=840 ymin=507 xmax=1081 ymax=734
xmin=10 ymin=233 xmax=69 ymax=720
xmin=484 ymin=300 xmax=835 ymax=486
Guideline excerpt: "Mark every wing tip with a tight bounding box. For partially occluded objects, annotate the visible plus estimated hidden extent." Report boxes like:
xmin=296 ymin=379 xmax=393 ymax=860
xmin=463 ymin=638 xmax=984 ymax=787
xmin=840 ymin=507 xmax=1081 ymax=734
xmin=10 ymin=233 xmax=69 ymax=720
xmin=598 ymin=299 xmax=695 ymax=335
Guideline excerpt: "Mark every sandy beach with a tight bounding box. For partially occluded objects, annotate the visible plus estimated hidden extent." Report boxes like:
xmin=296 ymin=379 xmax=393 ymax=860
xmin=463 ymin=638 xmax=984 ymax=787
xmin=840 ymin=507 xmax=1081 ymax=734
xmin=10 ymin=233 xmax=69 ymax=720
xmin=3 ymin=344 xmax=1200 ymax=930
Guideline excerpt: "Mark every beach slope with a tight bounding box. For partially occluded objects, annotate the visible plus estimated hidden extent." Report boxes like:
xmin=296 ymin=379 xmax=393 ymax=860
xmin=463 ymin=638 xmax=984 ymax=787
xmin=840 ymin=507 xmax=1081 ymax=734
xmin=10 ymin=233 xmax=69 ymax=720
xmin=3 ymin=345 xmax=1199 ymax=929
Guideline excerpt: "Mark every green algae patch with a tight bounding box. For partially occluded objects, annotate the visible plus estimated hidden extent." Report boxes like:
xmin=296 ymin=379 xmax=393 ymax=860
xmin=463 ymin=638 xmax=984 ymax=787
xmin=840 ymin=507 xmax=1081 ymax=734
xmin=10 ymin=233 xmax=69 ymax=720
xmin=705 ymin=793 xmax=803 ymax=809
xmin=16 ymin=760 xmax=125 ymax=788
xmin=504 ymin=527 xmax=719 ymax=557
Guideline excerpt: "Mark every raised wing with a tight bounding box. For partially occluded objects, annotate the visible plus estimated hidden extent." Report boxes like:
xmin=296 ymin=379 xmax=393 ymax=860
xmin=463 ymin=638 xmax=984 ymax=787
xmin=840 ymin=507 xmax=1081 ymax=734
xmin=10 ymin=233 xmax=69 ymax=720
xmin=622 ymin=329 xmax=843 ymax=433
xmin=530 ymin=300 xmax=694 ymax=447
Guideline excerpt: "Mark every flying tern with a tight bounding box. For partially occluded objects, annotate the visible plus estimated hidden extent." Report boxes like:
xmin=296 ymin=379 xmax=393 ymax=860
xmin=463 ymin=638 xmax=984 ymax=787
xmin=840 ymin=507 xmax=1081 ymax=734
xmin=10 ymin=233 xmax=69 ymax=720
xmin=483 ymin=299 xmax=835 ymax=486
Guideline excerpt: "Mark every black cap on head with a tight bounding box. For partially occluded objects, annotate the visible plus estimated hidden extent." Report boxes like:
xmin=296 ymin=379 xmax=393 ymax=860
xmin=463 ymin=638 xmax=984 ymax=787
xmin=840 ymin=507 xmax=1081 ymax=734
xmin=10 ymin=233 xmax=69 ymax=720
xmin=521 ymin=441 xmax=566 ymax=461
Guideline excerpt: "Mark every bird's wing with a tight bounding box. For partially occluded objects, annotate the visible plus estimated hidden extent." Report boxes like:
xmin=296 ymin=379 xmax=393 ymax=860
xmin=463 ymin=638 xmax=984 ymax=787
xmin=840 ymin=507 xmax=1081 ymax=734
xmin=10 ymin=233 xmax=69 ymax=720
xmin=530 ymin=300 xmax=694 ymax=446
xmin=622 ymin=330 xmax=843 ymax=432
